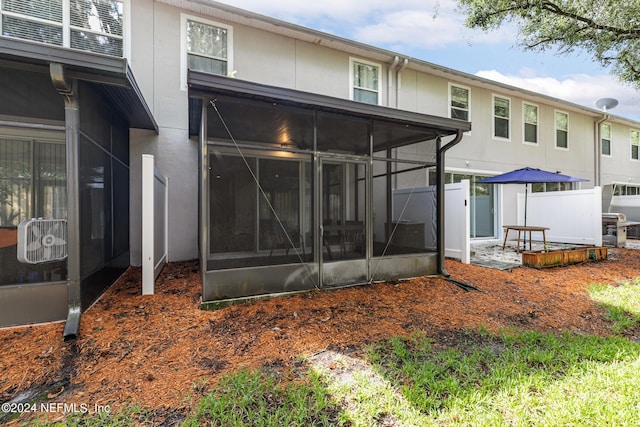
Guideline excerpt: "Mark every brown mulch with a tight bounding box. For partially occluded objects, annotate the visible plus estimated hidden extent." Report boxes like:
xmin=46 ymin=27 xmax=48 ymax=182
xmin=1 ymin=248 xmax=640 ymax=424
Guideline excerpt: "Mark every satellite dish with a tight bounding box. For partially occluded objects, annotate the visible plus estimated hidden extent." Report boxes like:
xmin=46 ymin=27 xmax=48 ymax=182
xmin=596 ymin=98 xmax=619 ymax=111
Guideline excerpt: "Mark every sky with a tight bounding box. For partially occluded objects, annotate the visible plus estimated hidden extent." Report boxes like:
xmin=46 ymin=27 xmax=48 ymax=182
xmin=216 ymin=0 xmax=640 ymax=122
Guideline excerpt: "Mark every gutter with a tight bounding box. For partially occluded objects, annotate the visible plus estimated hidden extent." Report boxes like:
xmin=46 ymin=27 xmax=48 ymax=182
xmin=437 ymin=130 xmax=465 ymax=277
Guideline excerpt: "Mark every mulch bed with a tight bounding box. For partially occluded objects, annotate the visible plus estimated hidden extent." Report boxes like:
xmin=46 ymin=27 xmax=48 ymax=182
xmin=2 ymin=248 xmax=640 ymax=425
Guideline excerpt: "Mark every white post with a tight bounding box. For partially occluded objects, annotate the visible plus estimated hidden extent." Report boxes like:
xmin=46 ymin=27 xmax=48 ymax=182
xmin=142 ymin=154 xmax=154 ymax=295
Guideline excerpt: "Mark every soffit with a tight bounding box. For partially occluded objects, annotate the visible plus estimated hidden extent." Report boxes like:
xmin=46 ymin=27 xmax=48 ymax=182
xmin=0 ymin=37 xmax=158 ymax=132
xmin=188 ymin=71 xmax=469 ymax=153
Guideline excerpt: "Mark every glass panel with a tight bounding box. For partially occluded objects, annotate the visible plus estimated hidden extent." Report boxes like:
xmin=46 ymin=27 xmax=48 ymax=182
xmin=323 ymin=162 xmax=366 ymax=261
xmin=2 ymin=0 xmax=63 ymax=23
xmin=495 ymin=117 xmax=509 ymax=138
xmin=524 ymin=104 xmax=537 ymax=143
xmin=524 ymin=123 xmax=537 ymax=143
xmin=70 ymin=29 xmax=122 ymax=56
xmin=557 ymin=130 xmax=568 ymax=148
xmin=472 ymin=181 xmax=494 ymax=238
xmin=451 ymin=108 xmax=468 ymax=121
xmin=494 ymin=97 xmax=509 ymax=118
xmin=187 ymin=20 xmax=227 ymax=59
xmin=451 ymin=86 xmax=469 ymax=109
xmin=353 ymin=62 xmax=378 ymax=91
xmin=2 ymin=15 xmax=63 ymax=45
xmin=353 ymin=88 xmax=378 ymax=105
xmin=70 ymin=0 xmax=123 ymax=36
xmin=602 ymin=139 xmax=611 ymax=156
xmin=188 ymin=54 xmax=227 ymax=76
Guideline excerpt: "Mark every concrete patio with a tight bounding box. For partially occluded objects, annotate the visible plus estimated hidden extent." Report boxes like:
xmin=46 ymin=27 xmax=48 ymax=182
xmin=469 ymin=239 xmax=640 ymax=270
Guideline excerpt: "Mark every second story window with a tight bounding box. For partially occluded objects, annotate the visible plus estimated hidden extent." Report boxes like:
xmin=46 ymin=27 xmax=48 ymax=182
xmin=631 ymin=129 xmax=640 ymax=160
xmin=1 ymin=0 xmax=124 ymax=57
xmin=555 ymin=111 xmax=569 ymax=149
xmin=449 ymin=84 xmax=470 ymax=121
xmin=601 ymin=123 xmax=611 ymax=156
xmin=350 ymin=59 xmax=380 ymax=105
xmin=493 ymin=95 xmax=510 ymax=139
xmin=523 ymin=103 xmax=538 ymax=144
xmin=186 ymin=19 xmax=229 ymax=76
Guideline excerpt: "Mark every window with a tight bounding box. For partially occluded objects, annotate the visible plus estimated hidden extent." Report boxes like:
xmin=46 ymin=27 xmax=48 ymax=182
xmin=532 ymin=182 xmax=575 ymax=193
xmin=601 ymin=123 xmax=611 ymax=156
xmin=1 ymin=0 xmax=124 ymax=57
xmin=0 ymin=135 xmax=67 ymax=286
xmin=631 ymin=129 xmax=640 ymax=160
xmin=493 ymin=95 xmax=510 ymax=139
xmin=350 ymin=58 xmax=380 ymax=105
xmin=449 ymin=84 xmax=470 ymax=121
xmin=555 ymin=111 xmax=569 ymax=149
xmin=523 ymin=103 xmax=538 ymax=144
xmin=181 ymin=14 xmax=232 ymax=90
xmin=0 ymin=138 xmax=66 ymax=227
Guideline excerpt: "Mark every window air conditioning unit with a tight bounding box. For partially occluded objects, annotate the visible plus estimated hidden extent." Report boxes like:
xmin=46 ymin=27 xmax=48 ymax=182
xmin=17 ymin=219 xmax=68 ymax=264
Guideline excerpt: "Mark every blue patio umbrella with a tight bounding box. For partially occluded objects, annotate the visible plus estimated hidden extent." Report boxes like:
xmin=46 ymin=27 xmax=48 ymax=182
xmin=477 ymin=167 xmax=588 ymax=226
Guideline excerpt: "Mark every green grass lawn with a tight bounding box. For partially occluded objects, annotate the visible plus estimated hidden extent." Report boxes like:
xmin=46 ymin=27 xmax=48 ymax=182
xmin=29 ymin=278 xmax=640 ymax=426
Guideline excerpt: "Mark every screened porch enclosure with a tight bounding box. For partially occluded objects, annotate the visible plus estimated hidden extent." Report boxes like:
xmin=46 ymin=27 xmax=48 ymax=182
xmin=189 ymin=72 xmax=469 ymax=302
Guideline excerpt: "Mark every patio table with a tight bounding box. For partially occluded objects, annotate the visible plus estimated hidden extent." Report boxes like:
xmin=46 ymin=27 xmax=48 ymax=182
xmin=502 ymin=225 xmax=549 ymax=253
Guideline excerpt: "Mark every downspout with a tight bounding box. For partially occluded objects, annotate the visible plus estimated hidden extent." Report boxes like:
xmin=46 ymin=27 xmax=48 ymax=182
xmin=50 ymin=63 xmax=82 ymax=341
xmin=395 ymin=58 xmax=408 ymax=108
xmin=387 ymin=56 xmax=399 ymax=107
xmin=437 ymin=130 xmax=464 ymax=277
xmin=594 ymin=114 xmax=609 ymax=187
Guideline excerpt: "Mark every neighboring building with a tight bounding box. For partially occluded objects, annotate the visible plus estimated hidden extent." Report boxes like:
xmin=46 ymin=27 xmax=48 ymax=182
xmin=1 ymin=0 xmax=639 ymax=330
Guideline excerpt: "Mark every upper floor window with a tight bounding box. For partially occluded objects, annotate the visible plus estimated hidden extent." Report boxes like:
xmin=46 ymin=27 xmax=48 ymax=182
xmin=631 ymin=129 xmax=640 ymax=160
xmin=493 ymin=95 xmax=510 ymax=139
xmin=350 ymin=58 xmax=380 ymax=105
xmin=601 ymin=123 xmax=611 ymax=156
xmin=449 ymin=84 xmax=470 ymax=121
xmin=555 ymin=111 xmax=569 ymax=149
xmin=181 ymin=14 xmax=232 ymax=90
xmin=523 ymin=103 xmax=538 ymax=144
xmin=1 ymin=0 xmax=124 ymax=57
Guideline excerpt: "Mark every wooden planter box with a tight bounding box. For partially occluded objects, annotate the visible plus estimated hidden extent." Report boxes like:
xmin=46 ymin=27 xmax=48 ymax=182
xmin=522 ymin=247 xmax=607 ymax=268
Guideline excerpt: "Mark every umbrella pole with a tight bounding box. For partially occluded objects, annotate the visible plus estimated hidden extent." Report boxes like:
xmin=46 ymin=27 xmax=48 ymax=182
xmin=523 ymin=184 xmax=528 ymax=249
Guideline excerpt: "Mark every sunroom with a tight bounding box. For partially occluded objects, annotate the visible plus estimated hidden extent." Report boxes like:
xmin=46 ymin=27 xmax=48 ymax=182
xmin=0 ymin=38 xmax=157 ymax=331
xmin=189 ymin=72 xmax=470 ymax=303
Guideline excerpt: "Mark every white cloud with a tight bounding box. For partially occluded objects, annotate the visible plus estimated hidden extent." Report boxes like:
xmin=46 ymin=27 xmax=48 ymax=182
xmin=352 ymin=9 xmax=508 ymax=50
xmin=476 ymin=70 xmax=640 ymax=121
xmin=216 ymin=0 xmax=508 ymax=48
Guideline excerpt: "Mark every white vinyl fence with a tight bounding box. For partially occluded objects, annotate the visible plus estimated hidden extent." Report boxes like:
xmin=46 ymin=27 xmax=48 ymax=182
xmin=142 ymin=154 xmax=168 ymax=295
xmin=515 ymin=187 xmax=602 ymax=246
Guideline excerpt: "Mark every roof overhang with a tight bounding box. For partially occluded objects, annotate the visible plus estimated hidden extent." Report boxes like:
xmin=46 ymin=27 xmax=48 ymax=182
xmin=188 ymin=71 xmax=470 ymax=153
xmin=0 ymin=37 xmax=158 ymax=132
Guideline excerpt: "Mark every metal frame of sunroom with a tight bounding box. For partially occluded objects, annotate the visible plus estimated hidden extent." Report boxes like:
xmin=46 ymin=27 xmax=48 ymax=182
xmin=188 ymin=71 xmax=470 ymax=305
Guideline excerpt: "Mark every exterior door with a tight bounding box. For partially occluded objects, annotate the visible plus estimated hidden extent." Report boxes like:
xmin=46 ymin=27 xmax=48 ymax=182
xmin=319 ymin=158 xmax=367 ymax=287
